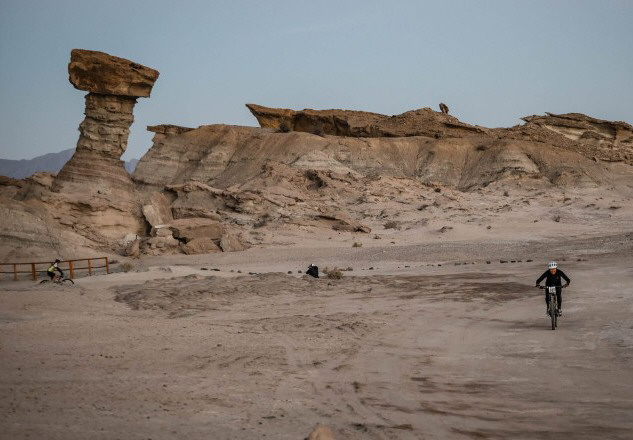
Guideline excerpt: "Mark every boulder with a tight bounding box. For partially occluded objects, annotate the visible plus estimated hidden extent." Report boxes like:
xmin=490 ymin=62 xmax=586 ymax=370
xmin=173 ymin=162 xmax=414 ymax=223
xmin=308 ymin=425 xmax=335 ymax=440
xmin=142 ymin=192 xmax=173 ymax=228
xmin=171 ymin=218 xmax=224 ymax=242
xmin=181 ymin=237 xmax=221 ymax=255
xmin=125 ymin=238 xmax=140 ymax=258
xmin=68 ymin=49 xmax=159 ymax=97
xmin=219 ymin=231 xmax=248 ymax=252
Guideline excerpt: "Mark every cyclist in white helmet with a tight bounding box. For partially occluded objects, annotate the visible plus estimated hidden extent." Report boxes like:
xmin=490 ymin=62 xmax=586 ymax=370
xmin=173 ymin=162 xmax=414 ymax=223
xmin=535 ymin=261 xmax=570 ymax=316
xmin=306 ymin=263 xmax=319 ymax=278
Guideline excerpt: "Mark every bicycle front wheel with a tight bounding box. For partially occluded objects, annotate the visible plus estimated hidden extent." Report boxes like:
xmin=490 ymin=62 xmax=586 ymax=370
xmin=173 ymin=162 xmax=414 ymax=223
xmin=550 ymin=297 xmax=557 ymax=330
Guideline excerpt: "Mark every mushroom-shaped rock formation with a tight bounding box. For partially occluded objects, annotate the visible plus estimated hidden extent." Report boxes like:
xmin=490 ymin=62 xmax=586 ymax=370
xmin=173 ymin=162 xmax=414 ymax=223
xmin=46 ymin=50 xmax=159 ymax=244
xmin=54 ymin=49 xmax=159 ymax=192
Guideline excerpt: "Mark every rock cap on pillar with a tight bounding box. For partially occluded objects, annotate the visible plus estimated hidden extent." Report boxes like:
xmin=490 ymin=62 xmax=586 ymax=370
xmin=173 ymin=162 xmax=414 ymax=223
xmin=68 ymin=49 xmax=159 ymax=97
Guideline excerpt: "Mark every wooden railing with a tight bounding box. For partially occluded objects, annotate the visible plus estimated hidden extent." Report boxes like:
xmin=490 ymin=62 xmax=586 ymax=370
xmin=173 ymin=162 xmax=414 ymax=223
xmin=0 ymin=257 xmax=110 ymax=281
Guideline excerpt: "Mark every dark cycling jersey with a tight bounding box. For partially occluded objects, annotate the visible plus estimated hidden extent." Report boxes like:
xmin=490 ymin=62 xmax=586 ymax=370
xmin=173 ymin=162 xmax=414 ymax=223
xmin=536 ymin=269 xmax=570 ymax=287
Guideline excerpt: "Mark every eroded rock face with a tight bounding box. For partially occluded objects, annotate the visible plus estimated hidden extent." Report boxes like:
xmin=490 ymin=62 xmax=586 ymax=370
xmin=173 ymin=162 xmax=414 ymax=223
xmin=55 ymin=94 xmax=138 ymax=191
xmin=68 ymin=49 xmax=159 ymax=97
xmin=246 ymin=103 xmax=486 ymax=138
xmin=134 ymin=124 xmax=611 ymax=191
xmin=521 ymin=112 xmax=633 ymax=163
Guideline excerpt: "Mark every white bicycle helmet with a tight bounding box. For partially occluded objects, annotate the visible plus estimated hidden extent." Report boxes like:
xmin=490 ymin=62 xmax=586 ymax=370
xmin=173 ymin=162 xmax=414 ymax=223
xmin=548 ymin=261 xmax=557 ymax=269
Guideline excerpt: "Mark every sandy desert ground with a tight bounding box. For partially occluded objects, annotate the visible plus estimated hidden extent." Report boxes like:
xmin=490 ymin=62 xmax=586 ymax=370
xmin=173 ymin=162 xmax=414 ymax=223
xmin=2 ymin=223 xmax=633 ymax=440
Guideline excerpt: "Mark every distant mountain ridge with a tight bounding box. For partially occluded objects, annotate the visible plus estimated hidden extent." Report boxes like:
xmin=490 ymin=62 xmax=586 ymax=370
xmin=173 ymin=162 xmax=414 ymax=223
xmin=0 ymin=149 xmax=138 ymax=179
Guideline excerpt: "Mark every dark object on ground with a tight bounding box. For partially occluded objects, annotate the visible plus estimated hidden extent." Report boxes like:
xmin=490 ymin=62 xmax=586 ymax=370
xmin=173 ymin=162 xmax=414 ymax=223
xmin=306 ymin=264 xmax=319 ymax=278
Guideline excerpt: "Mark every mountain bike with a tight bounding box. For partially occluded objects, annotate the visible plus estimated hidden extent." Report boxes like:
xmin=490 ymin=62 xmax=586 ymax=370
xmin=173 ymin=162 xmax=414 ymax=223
xmin=538 ymin=285 xmax=565 ymax=330
xmin=39 ymin=275 xmax=74 ymax=285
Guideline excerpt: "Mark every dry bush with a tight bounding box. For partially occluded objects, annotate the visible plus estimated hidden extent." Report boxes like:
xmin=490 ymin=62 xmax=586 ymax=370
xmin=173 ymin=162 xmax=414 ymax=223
xmin=323 ymin=267 xmax=343 ymax=279
xmin=119 ymin=262 xmax=134 ymax=273
xmin=352 ymin=242 xmax=363 ymax=247
xmin=384 ymin=220 xmax=399 ymax=230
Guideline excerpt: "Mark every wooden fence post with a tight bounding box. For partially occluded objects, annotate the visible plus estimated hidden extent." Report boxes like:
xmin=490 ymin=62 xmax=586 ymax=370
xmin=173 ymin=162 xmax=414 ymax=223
xmin=105 ymin=257 xmax=110 ymax=274
xmin=88 ymin=259 xmax=92 ymax=276
xmin=69 ymin=260 xmax=74 ymax=280
xmin=14 ymin=264 xmax=18 ymax=281
xmin=31 ymin=263 xmax=37 ymax=281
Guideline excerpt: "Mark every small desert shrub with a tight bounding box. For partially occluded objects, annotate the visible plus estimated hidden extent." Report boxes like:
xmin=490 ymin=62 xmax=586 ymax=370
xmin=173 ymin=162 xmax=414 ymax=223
xmin=323 ymin=267 xmax=343 ymax=279
xmin=384 ymin=220 xmax=399 ymax=230
xmin=352 ymin=242 xmax=363 ymax=248
xmin=476 ymin=145 xmax=487 ymax=151
xmin=119 ymin=262 xmax=134 ymax=273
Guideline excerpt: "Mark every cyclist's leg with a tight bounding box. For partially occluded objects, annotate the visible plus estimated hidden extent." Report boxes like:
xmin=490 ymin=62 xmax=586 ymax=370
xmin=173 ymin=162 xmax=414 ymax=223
xmin=47 ymin=271 xmax=55 ymax=281
xmin=545 ymin=290 xmax=551 ymax=313
xmin=557 ymin=288 xmax=562 ymax=312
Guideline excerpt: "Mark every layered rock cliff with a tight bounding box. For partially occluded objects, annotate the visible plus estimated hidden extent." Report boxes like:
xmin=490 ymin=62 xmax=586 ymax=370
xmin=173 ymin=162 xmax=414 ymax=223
xmin=134 ymin=122 xmax=611 ymax=192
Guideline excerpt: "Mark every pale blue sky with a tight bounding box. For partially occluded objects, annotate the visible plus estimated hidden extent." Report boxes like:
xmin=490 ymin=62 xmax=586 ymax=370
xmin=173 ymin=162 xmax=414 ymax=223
xmin=1 ymin=0 xmax=632 ymax=160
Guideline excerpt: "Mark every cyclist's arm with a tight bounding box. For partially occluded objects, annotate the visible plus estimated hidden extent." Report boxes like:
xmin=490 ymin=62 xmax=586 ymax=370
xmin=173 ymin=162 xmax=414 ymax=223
xmin=535 ymin=271 xmax=547 ymax=285
xmin=560 ymin=270 xmax=570 ymax=285
xmin=56 ymin=267 xmax=64 ymax=277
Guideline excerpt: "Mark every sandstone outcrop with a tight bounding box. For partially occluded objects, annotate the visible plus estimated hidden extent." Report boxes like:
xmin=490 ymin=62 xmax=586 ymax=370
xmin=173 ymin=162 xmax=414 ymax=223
xmin=55 ymin=49 xmax=159 ymax=192
xmin=521 ymin=112 xmax=633 ymax=163
xmin=246 ymin=103 xmax=486 ymax=138
xmin=133 ymin=124 xmax=611 ymax=192
xmin=40 ymin=50 xmax=161 ymax=252
xmin=68 ymin=49 xmax=159 ymax=97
